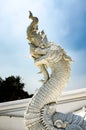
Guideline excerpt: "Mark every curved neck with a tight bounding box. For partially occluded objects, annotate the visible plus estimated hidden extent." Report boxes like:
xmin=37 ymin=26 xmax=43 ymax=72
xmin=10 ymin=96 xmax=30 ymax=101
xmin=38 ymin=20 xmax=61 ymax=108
xmin=50 ymin=58 xmax=70 ymax=75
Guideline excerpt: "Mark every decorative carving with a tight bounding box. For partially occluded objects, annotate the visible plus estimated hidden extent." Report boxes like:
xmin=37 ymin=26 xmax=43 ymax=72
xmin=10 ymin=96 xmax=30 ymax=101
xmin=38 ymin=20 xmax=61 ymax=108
xmin=24 ymin=11 xmax=86 ymax=130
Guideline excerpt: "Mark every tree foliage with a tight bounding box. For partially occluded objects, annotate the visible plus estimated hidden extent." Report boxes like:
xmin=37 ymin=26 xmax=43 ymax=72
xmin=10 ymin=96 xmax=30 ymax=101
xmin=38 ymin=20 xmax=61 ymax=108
xmin=0 ymin=76 xmax=33 ymax=103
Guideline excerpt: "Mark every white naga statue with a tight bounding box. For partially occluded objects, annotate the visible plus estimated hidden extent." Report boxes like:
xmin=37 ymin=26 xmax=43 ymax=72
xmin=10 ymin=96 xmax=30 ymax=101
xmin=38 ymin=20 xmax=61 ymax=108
xmin=24 ymin=11 xmax=86 ymax=130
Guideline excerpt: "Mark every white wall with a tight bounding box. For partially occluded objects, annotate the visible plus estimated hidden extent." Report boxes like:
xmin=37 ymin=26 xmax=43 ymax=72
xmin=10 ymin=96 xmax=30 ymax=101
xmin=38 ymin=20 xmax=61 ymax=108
xmin=0 ymin=88 xmax=86 ymax=130
xmin=0 ymin=116 xmax=25 ymax=130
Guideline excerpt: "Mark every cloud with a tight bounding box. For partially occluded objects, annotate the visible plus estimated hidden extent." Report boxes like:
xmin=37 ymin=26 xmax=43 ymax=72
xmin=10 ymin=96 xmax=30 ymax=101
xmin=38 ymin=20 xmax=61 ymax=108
xmin=66 ymin=49 xmax=86 ymax=91
xmin=70 ymin=50 xmax=86 ymax=75
xmin=0 ymin=0 xmax=86 ymax=93
xmin=67 ymin=75 xmax=86 ymax=91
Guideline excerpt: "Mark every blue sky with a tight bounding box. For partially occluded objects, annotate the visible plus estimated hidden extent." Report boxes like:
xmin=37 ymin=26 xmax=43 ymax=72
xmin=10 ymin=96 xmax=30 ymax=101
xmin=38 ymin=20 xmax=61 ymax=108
xmin=0 ymin=0 xmax=86 ymax=93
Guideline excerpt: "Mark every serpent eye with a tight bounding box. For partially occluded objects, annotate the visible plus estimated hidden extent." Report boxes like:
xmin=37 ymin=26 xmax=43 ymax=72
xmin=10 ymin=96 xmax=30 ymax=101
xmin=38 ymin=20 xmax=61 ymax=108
xmin=54 ymin=120 xmax=63 ymax=128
